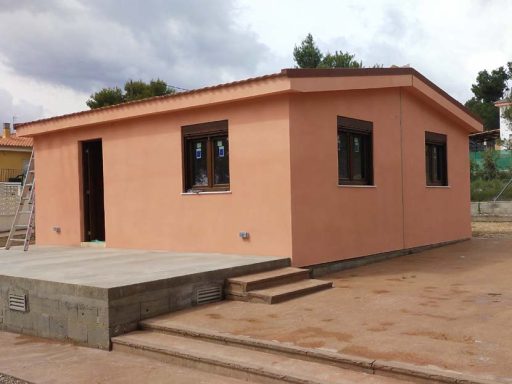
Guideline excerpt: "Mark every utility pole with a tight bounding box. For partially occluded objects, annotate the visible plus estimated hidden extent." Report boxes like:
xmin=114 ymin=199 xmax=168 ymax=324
xmin=12 ymin=116 xmax=17 ymax=132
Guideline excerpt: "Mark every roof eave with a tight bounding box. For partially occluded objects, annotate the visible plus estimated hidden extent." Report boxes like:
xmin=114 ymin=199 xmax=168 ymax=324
xmin=17 ymin=74 xmax=292 ymax=137
xmin=16 ymin=67 xmax=483 ymax=136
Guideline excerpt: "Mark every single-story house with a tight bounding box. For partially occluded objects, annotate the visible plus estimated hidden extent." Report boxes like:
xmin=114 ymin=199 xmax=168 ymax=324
xmin=0 ymin=123 xmax=33 ymax=182
xmin=495 ymin=99 xmax=512 ymax=144
xmin=16 ymin=68 xmax=482 ymax=267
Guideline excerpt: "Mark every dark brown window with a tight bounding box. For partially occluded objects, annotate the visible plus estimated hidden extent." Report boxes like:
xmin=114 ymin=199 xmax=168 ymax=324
xmin=337 ymin=116 xmax=373 ymax=185
xmin=425 ymin=131 xmax=447 ymax=186
xmin=183 ymin=120 xmax=229 ymax=192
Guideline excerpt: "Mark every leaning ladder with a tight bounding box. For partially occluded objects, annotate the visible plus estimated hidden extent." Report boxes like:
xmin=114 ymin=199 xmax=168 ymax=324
xmin=5 ymin=150 xmax=35 ymax=251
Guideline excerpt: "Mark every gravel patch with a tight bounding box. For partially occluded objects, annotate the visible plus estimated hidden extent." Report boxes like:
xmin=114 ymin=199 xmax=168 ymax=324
xmin=0 ymin=374 xmax=31 ymax=384
xmin=472 ymin=221 xmax=512 ymax=238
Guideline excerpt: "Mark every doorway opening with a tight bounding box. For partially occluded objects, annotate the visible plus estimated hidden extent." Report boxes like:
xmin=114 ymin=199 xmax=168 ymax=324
xmin=81 ymin=139 xmax=105 ymax=242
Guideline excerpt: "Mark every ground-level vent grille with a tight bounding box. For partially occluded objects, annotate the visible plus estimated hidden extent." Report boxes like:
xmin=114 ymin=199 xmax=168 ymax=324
xmin=8 ymin=293 xmax=27 ymax=312
xmin=196 ymin=286 xmax=222 ymax=305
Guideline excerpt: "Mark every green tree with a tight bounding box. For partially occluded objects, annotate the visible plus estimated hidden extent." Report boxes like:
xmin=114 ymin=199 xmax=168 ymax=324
xmin=471 ymin=67 xmax=509 ymax=102
xmin=465 ymin=98 xmax=501 ymax=131
xmin=293 ymin=33 xmax=323 ymax=68
xmin=465 ymin=66 xmax=510 ymax=130
xmin=319 ymin=51 xmax=362 ymax=68
xmin=86 ymin=87 xmax=124 ymax=109
xmin=148 ymin=79 xmax=172 ymax=97
xmin=87 ymin=79 xmax=176 ymax=109
xmin=293 ymin=33 xmax=379 ymax=69
xmin=124 ymin=80 xmax=153 ymax=101
xmin=469 ymin=158 xmax=480 ymax=180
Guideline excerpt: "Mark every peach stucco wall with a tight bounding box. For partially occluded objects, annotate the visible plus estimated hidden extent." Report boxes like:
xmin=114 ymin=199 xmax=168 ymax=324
xmin=401 ymin=90 xmax=472 ymax=248
xmin=289 ymin=88 xmax=472 ymax=267
xmin=34 ymin=95 xmax=293 ymax=257
xmin=289 ymin=89 xmax=405 ymax=266
xmin=33 ymin=84 xmax=473 ymax=265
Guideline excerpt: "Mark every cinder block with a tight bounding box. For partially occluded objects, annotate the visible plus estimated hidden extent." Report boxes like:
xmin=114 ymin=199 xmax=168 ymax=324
xmin=109 ymin=303 xmax=140 ymax=325
xmin=30 ymin=297 xmax=60 ymax=314
xmin=49 ymin=315 xmax=67 ymax=339
xmin=96 ymin=307 xmax=108 ymax=327
xmin=68 ymin=321 xmax=87 ymax=343
xmin=140 ymin=297 xmax=169 ymax=320
xmin=110 ymin=321 xmax=138 ymax=338
xmin=34 ymin=313 xmax=50 ymax=338
xmin=4 ymin=309 xmax=33 ymax=331
xmin=87 ymin=327 xmax=110 ymax=349
xmin=77 ymin=304 xmax=98 ymax=324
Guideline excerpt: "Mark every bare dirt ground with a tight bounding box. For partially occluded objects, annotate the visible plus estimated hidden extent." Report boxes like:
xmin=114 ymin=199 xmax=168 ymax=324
xmin=150 ymin=237 xmax=512 ymax=383
xmin=472 ymin=221 xmax=512 ymax=238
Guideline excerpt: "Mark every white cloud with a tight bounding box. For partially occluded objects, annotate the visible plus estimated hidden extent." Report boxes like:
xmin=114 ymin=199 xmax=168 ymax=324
xmin=0 ymin=87 xmax=44 ymax=125
xmin=0 ymin=0 xmax=511 ymax=120
xmin=238 ymin=0 xmax=512 ymax=102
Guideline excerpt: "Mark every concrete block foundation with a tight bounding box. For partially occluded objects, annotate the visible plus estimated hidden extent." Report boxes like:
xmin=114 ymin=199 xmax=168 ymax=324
xmin=0 ymin=246 xmax=288 ymax=349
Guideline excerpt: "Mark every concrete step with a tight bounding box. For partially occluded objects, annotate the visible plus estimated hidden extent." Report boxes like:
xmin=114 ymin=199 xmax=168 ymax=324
xmin=112 ymin=330 xmax=405 ymax=384
xmin=247 ymin=279 xmax=332 ymax=304
xmin=138 ymin=320 xmax=495 ymax=384
xmin=226 ymin=267 xmax=310 ymax=294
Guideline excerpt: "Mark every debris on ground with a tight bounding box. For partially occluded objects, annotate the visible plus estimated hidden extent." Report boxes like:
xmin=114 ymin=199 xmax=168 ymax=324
xmin=0 ymin=374 xmax=31 ymax=384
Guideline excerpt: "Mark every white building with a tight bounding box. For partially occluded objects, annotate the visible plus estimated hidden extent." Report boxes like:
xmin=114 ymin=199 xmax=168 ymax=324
xmin=495 ymin=100 xmax=512 ymax=142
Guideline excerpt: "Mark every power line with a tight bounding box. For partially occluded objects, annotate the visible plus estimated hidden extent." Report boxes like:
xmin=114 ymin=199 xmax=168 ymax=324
xmin=169 ymin=85 xmax=190 ymax=92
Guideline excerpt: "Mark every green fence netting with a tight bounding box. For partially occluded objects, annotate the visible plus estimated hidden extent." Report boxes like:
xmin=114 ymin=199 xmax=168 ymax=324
xmin=470 ymin=150 xmax=512 ymax=171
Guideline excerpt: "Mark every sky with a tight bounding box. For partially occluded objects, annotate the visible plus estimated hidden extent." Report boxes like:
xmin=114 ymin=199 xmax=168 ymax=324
xmin=0 ymin=0 xmax=511 ymax=124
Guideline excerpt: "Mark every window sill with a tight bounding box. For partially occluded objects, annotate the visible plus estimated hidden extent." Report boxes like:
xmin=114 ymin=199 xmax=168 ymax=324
xmin=426 ymin=185 xmax=450 ymax=188
xmin=181 ymin=190 xmax=232 ymax=195
xmin=337 ymin=184 xmax=376 ymax=188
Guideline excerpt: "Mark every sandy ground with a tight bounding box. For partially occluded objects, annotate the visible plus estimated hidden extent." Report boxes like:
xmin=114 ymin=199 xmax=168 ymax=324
xmin=1 ymin=225 xmax=511 ymax=383
xmin=149 ymin=238 xmax=512 ymax=383
xmin=0 ymin=331 xmax=253 ymax=384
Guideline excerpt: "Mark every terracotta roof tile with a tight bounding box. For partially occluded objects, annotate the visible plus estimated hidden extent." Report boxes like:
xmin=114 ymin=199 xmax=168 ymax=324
xmin=15 ymin=67 xmax=482 ymax=130
xmin=16 ymin=71 xmax=286 ymax=129
xmin=0 ymin=134 xmax=33 ymax=148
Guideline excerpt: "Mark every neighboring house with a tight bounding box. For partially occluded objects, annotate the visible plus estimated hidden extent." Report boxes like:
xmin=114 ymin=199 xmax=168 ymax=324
xmin=0 ymin=123 xmax=33 ymax=181
xmin=469 ymin=129 xmax=500 ymax=151
xmin=495 ymin=99 xmax=512 ymax=144
xmin=16 ymin=68 xmax=482 ymax=267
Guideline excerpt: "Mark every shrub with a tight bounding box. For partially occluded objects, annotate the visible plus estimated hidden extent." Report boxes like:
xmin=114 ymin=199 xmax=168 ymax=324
xmin=482 ymin=149 xmax=498 ymax=180
xmin=471 ymin=178 xmax=512 ymax=201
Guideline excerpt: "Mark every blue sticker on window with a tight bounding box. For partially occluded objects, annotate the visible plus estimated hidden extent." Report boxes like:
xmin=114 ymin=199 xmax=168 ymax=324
xmin=218 ymin=146 xmax=225 ymax=158
xmin=196 ymin=148 xmax=202 ymax=159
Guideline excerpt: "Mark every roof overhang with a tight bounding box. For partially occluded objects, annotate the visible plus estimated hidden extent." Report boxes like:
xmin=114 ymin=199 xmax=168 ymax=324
xmin=495 ymin=100 xmax=512 ymax=108
xmin=16 ymin=68 xmax=483 ymax=136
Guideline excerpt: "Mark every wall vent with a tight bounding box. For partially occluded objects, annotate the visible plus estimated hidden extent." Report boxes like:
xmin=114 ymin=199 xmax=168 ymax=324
xmin=8 ymin=293 xmax=27 ymax=312
xmin=196 ymin=285 xmax=222 ymax=305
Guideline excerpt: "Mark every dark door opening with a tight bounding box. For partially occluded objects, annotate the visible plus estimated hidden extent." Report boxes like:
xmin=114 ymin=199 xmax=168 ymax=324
xmin=82 ymin=139 xmax=105 ymax=242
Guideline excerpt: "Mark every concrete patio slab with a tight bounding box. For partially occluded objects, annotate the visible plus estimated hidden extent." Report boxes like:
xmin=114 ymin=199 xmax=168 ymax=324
xmin=0 ymin=246 xmax=288 ymax=348
xmin=0 ymin=246 xmax=286 ymax=288
xmin=143 ymin=238 xmax=512 ymax=383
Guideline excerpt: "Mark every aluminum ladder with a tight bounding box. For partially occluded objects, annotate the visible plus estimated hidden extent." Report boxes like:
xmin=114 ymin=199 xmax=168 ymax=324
xmin=5 ymin=150 xmax=35 ymax=251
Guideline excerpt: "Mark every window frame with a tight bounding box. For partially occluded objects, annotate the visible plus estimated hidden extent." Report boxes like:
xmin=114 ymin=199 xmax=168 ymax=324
xmin=425 ymin=131 xmax=448 ymax=187
xmin=182 ymin=120 xmax=229 ymax=192
xmin=337 ymin=116 xmax=374 ymax=186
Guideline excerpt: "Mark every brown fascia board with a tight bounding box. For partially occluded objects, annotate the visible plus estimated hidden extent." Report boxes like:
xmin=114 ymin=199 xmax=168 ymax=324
xmin=282 ymin=67 xmax=483 ymax=127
